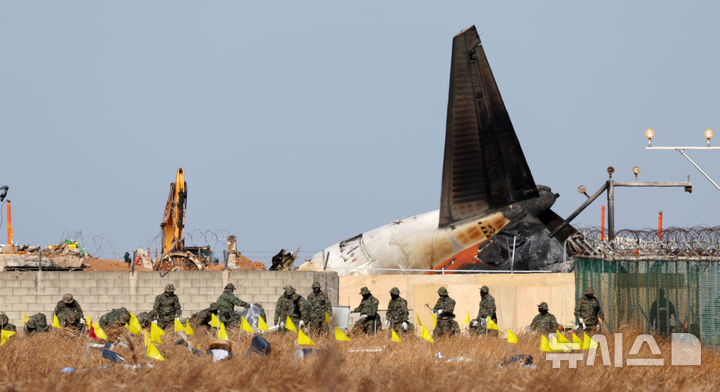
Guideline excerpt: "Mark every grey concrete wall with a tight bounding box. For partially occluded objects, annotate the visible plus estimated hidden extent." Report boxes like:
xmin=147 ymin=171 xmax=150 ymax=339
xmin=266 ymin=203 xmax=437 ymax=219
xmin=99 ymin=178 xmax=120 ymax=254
xmin=0 ymin=270 xmax=338 ymax=326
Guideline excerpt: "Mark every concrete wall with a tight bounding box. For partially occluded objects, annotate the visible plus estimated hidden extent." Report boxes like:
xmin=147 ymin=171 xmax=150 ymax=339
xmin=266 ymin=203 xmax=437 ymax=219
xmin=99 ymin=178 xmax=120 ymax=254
xmin=0 ymin=270 xmax=338 ymax=326
xmin=339 ymin=273 xmax=575 ymax=333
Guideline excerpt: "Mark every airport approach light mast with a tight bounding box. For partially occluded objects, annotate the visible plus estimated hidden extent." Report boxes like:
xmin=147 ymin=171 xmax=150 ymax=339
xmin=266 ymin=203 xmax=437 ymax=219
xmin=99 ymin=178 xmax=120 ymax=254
xmin=645 ymin=129 xmax=720 ymax=192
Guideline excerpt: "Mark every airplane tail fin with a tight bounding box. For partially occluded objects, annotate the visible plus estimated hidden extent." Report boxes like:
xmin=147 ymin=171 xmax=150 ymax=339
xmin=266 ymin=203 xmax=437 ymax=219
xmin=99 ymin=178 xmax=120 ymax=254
xmin=439 ymin=26 xmax=538 ymax=227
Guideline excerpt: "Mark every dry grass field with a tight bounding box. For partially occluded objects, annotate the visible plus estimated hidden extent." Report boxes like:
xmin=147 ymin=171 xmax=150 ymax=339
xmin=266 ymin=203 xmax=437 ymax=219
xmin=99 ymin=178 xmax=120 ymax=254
xmin=1 ymin=327 xmax=719 ymax=391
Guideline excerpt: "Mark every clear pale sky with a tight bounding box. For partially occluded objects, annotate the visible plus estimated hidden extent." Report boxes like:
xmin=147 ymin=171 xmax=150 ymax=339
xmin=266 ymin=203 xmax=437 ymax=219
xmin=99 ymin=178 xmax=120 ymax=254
xmin=2 ymin=1 xmax=719 ymax=262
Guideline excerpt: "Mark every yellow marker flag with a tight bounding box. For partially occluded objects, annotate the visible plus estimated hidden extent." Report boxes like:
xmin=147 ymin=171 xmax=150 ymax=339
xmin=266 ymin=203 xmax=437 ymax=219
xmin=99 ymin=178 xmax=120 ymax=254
xmin=174 ymin=318 xmax=185 ymax=333
xmin=185 ymin=320 xmax=195 ymax=337
xmin=92 ymin=321 xmax=108 ymax=340
xmin=582 ymin=332 xmax=598 ymax=350
xmin=52 ymin=313 xmax=61 ymax=328
xmin=325 ymin=311 xmax=331 ymax=325
xmin=572 ymin=332 xmax=582 ymax=350
xmin=486 ymin=317 xmax=499 ymax=331
xmin=420 ymin=324 xmax=434 ymax=343
xmin=210 ymin=313 xmax=219 ymax=328
xmin=146 ymin=341 xmax=165 ymax=361
xmin=285 ymin=316 xmax=297 ymax=332
xmin=462 ymin=311 xmax=470 ymax=328
xmin=297 ymin=329 xmax=315 ymax=346
xmin=1 ymin=329 xmax=16 ymax=346
xmin=550 ymin=336 xmax=570 ymax=352
xmin=506 ymin=329 xmax=518 ymax=344
xmin=540 ymin=335 xmax=552 ymax=352
xmin=431 ymin=313 xmax=437 ymax=329
xmin=150 ymin=322 xmax=165 ymax=343
xmin=391 ymin=329 xmax=402 ymax=342
xmin=85 ymin=316 xmax=92 ymax=327
xmin=556 ymin=331 xmax=570 ymax=344
xmin=218 ymin=321 xmax=228 ymax=340
xmin=334 ymin=326 xmax=351 ymax=341
xmin=127 ymin=312 xmax=142 ymax=334
xmin=258 ymin=316 xmax=269 ymax=332
xmin=240 ymin=316 xmax=255 ymax=333
xmin=22 ymin=313 xmax=30 ymax=325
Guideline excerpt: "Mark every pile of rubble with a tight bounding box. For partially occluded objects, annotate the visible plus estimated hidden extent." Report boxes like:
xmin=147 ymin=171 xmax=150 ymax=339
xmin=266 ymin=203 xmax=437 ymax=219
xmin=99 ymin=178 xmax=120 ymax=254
xmin=0 ymin=240 xmax=88 ymax=271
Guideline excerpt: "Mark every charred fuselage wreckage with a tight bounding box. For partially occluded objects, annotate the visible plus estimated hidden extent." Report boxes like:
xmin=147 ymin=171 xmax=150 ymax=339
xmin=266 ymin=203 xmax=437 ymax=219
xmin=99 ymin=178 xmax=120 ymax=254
xmin=299 ymin=26 xmax=579 ymax=275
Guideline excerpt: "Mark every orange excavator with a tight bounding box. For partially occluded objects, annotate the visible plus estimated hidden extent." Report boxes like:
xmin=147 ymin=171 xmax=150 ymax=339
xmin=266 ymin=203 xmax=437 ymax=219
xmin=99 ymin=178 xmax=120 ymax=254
xmin=155 ymin=169 xmax=206 ymax=270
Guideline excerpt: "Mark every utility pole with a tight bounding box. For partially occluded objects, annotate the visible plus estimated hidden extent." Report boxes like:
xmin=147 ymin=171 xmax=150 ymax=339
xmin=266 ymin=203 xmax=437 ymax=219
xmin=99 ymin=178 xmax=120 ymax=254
xmin=645 ymin=129 xmax=720 ymax=192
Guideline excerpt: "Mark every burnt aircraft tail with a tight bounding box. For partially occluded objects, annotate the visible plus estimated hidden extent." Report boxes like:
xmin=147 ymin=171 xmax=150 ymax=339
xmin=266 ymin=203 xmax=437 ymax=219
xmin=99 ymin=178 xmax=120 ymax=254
xmin=439 ymin=26 xmax=538 ymax=227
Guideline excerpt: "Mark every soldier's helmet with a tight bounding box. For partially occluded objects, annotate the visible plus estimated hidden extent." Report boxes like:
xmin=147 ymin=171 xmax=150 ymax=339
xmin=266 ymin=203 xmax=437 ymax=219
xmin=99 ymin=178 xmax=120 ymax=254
xmin=584 ymin=287 xmax=594 ymax=296
xmin=438 ymin=287 xmax=448 ymax=296
xmin=284 ymin=285 xmax=296 ymax=295
xmin=225 ymin=283 xmax=235 ymax=291
xmin=538 ymin=302 xmax=549 ymax=311
xmin=165 ymin=284 xmax=176 ymax=292
xmin=210 ymin=303 xmax=218 ymax=311
xmin=0 ymin=313 xmax=8 ymax=325
xmin=480 ymin=286 xmax=489 ymax=294
xmin=26 ymin=319 xmax=37 ymax=330
xmin=312 ymin=282 xmax=321 ymax=289
xmin=63 ymin=293 xmax=74 ymax=304
xmin=359 ymin=287 xmax=370 ymax=295
xmin=390 ymin=287 xmax=400 ymax=295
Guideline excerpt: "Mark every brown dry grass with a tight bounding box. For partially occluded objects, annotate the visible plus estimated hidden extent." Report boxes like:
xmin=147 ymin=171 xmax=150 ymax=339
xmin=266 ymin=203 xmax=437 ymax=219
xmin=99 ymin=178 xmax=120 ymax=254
xmin=1 ymin=327 xmax=719 ymax=392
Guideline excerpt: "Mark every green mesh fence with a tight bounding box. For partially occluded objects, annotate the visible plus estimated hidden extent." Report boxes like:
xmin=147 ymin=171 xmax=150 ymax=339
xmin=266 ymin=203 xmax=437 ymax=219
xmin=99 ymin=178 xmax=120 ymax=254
xmin=575 ymin=257 xmax=720 ymax=346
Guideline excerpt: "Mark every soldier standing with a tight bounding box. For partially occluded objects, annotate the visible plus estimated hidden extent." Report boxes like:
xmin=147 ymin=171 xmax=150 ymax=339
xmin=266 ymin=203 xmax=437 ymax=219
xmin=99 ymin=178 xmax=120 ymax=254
xmin=351 ymin=287 xmax=380 ymax=335
xmin=432 ymin=287 xmax=459 ymax=338
xmin=306 ymin=282 xmax=332 ymax=335
xmin=217 ymin=283 xmax=250 ymax=325
xmin=0 ymin=313 xmax=16 ymax=332
xmin=274 ymin=285 xmax=307 ymax=332
xmin=575 ymin=287 xmax=604 ymax=332
xmin=470 ymin=286 xmax=497 ymax=336
xmin=386 ymin=287 xmax=413 ymax=335
xmin=153 ymin=284 xmax=182 ymax=329
xmin=529 ymin=302 xmax=558 ymax=335
xmin=54 ymin=293 xmax=84 ymax=321
xmin=650 ymin=289 xmax=677 ymax=336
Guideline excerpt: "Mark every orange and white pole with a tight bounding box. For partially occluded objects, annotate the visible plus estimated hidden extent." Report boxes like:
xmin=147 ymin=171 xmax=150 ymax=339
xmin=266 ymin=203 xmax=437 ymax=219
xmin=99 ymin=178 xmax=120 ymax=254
xmin=7 ymin=200 xmax=13 ymax=252
xmin=600 ymin=205 xmax=606 ymax=241
xmin=658 ymin=211 xmax=663 ymax=239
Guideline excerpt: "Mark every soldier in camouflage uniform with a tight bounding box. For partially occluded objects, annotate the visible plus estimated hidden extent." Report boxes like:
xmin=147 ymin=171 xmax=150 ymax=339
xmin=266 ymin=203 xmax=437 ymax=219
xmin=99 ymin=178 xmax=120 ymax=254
xmin=432 ymin=287 xmax=459 ymax=338
xmin=470 ymin=286 xmax=497 ymax=336
xmin=529 ymin=302 xmax=557 ymax=335
xmin=352 ymin=287 xmax=381 ymax=335
xmin=0 ymin=313 xmax=16 ymax=332
xmin=136 ymin=311 xmax=154 ymax=330
xmin=386 ymin=287 xmax=413 ymax=335
xmin=53 ymin=293 xmax=84 ymax=322
xmin=574 ymin=287 xmax=604 ymax=332
xmin=153 ymin=284 xmax=182 ymax=329
xmin=57 ymin=309 xmax=83 ymax=331
xmin=99 ymin=307 xmax=131 ymax=330
xmin=24 ymin=313 xmax=50 ymax=334
xmin=305 ymin=282 xmax=332 ymax=335
xmin=274 ymin=285 xmax=307 ymax=333
xmin=217 ymin=283 xmax=250 ymax=325
xmin=190 ymin=303 xmax=219 ymax=329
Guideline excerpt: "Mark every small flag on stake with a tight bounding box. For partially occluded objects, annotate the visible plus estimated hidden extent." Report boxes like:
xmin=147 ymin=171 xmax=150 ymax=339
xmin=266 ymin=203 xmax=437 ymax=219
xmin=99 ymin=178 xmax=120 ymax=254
xmin=572 ymin=332 xmax=582 ymax=350
xmin=550 ymin=335 xmax=570 ymax=352
xmin=127 ymin=312 xmax=142 ymax=334
xmin=52 ymin=313 xmax=61 ymax=328
xmin=486 ymin=317 xmax=499 ymax=331
xmin=297 ymin=329 xmax=315 ymax=345
xmin=391 ymin=329 xmax=402 ymax=342
xmin=325 ymin=312 xmax=331 ymax=325
xmin=420 ymin=324 xmax=434 ymax=343
xmin=218 ymin=321 xmax=228 ymax=340
xmin=185 ymin=320 xmax=195 ymax=337
xmin=150 ymin=322 xmax=165 ymax=343
xmin=540 ymin=335 xmax=552 ymax=352
xmin=258 ymin=316 xmax=269 ymax=332
xmin=556 ymin=331 xmax=570 ymax=344
xmin=462 ymin=311 xmax=470 ymax=328
xmin=240 ymin=316 xmax=255 ymax=333
xmin=85 ymin=316 xmax=92 ymax=328
xmin=506 ymin=329 xmax=518 ymax=344
xmin=210 ymin=313 xmax=219 ymax=328
xmin=582 ymin=332 xmax=598 ymax=350
xmin=334 ymin=326 xmax=351 ymax=341
xmin=1 ymin=329 xmax=15 ymax=346
xmin=285 ymin=316 xmax=297 ymax=332
xmin=22 ymin=313 xmax=29 ymax=325
xmin=174 ymin=318 xmax=185 ymax=333
xmin=431 ymin=313 xmax=437 ymax=329
xmin=146 ymin=341 xmax=165 ymax=361
xmin=92 ymin=321 xmax=108 ymax=340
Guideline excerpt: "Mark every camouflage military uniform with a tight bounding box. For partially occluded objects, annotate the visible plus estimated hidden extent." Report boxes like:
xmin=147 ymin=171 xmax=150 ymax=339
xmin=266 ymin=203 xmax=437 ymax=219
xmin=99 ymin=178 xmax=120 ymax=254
xmin=190 ymin=303 xmax=218 ymax=328
xmin=574 ymin=288 xmax=603 ymax=332
xmin=432 ymin=287 xmax=459 ymax=338
xmin=57 ymin=309 xmax=83 ymax=330
xmin=136 ymin=311 xmax=154 ymax=329
xmin=0 ymin=313 xmax=16 ymax=332
xmin=306 ymin=282 xmax=332 ymax=334
xmin=530 ymin=302 xmax=557 ymax=335
xmin=217 ymin=283 xmax=250 ymax=325
xmin=153 ymin=284 xmax=182 ymax=329
xmin=25 ymin=313 xmax=50 ymax=334
xmin=470 ymin=286 xmax=497 ymax=336
xmin=386 ymin=287 xmax=413 ymax=334
xmin=352 ymin=287 xmax=381 ymax=335
xmin=53 ymin=294 xmax=84 ymax=320
xmin=99 ymin=308 xmax=131 ymax=330
xmin=274 ymin=286 xmax=307 ymax=333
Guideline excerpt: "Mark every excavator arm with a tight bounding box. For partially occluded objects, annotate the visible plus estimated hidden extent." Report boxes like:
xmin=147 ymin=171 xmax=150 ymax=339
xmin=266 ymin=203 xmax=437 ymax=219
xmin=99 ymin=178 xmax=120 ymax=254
xmin=160 ymin=169 xmax=187 ymax=254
